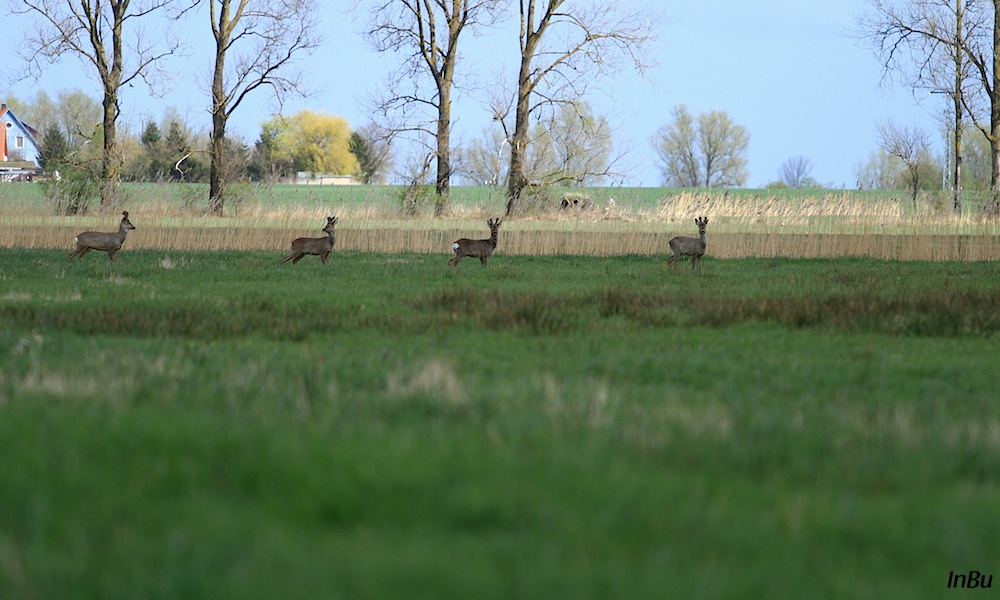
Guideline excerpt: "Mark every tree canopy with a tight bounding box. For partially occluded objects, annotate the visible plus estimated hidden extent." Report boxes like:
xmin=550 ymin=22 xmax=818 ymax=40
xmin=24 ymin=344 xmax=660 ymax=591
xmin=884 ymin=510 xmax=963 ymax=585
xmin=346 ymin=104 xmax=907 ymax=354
xmin=653 ymin=106 xmax=749 ymax=188
xmin=260 ymin=111 xmax=359 ymax=176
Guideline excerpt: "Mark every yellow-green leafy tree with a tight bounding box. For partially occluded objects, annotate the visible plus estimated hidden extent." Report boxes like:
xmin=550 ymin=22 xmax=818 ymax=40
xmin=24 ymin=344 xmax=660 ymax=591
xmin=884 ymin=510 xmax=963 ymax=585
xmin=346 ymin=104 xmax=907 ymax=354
xmin=264 ymin=110 xmax=359 ymax=176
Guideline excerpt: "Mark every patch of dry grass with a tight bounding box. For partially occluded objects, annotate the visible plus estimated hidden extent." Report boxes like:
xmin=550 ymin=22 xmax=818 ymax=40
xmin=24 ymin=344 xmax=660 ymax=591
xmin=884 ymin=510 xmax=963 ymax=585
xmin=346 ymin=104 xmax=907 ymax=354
xmin=2 ymin=188 xmax=998 ymax=260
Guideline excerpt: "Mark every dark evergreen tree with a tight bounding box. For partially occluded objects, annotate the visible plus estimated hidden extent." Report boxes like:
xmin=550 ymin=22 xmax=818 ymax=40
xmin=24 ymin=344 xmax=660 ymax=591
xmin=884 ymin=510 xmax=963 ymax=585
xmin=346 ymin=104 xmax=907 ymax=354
xmin=349 ymin=130 xmax=387 ymax=184
xmin=141 ymin=120 xmax=161 ymax=146
xmin=38 ymin=124 xmax=70 ymax=170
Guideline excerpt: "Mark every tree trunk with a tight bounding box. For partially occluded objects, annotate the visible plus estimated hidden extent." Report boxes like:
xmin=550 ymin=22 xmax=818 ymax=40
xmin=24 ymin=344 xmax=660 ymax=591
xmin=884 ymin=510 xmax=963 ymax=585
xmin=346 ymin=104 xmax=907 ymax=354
xmin=505 ymin=51 xmax=534 ymax=216
xmin=209 ymin=114 xmax=227 ymax=217
xmin=100 ymin=1 xmax=126 ymax=211
xmin=100 ymin=90 xmax=118 ymax=209
xmin=209 ymin=1 xmax=231 ymax=217
xmin=954 ymin=98 xmax=963 ymax=213
xmin=434 ymin=84 xmax=451 ymax=216
xmin=954 ymin=0 xmax=964 ymax=213
xmin=209 ymin=75 xmax=228 ymax=216
xmin=991 ymin=1 xmax=1000 ymax=213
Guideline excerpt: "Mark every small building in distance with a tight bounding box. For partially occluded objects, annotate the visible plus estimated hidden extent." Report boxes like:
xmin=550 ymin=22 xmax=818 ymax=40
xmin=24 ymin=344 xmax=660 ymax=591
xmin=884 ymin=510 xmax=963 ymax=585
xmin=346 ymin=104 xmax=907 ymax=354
xmin=0 ymin=102 xmax=42 ymax=181
xmin=291 ymin=171 xmax=358 ymax=185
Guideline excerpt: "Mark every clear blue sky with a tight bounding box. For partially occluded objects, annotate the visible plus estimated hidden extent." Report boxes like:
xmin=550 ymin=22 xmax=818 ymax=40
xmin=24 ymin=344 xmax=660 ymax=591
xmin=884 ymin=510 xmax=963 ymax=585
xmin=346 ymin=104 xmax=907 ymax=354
xmin=2 ymin=0 xmax=943 ymax=188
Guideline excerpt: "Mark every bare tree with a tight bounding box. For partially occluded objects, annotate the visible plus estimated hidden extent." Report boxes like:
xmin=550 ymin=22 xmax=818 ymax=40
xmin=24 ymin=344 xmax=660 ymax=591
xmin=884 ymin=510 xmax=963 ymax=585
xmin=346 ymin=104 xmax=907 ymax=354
xmin=501 ymin=0 xmax=655 ymax=215
xmin=462 ymin=126 xmax=510 ymax=186
xmin=653 ymin=106 xmax=749 ymax=188
xmin=10 ymin=0 xmax=188 ymax=209
xmin=7 ymin=89 xmax=101 ymax=151
xmin=536 ymin=102 xmax=615 ymax=186
xmin=469 ymin=100 xmax=615 ymax=187
xmin=363 ymin=0 xmax=504 ymax=215
xmin=699 ymin=110 xmax=750 ymax=187
xmin=780 ymin=155 xmax=814 ymax=188
xmin=207 ymin=0 xmax=320 ymax=215
xmin=855 ymin=148 xmax=905 ymax=189
xmin=653 ymin=105 xmax=700 ymax=187
xmin=878 ymin=119 xmax=935 ymax=208
xmin=859 ymin=0 xmax=995 ymax=212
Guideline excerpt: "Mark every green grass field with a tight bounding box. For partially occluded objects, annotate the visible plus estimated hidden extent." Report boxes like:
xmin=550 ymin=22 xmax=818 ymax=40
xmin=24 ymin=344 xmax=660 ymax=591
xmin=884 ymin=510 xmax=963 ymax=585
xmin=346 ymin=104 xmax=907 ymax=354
xmin=0 ymin=180 xmax=936 ymax=217
xmin=2 ymin=248 xmax=999 ymax=598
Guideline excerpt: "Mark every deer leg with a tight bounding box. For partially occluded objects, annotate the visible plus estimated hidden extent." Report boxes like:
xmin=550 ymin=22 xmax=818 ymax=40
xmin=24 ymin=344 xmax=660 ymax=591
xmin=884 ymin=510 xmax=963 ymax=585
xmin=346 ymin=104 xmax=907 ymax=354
xmin=321 ymin=251 xmax=330 ymax=264
xmin=480 ymin=256 xmax=488 ymax=265
xmin=292 ymin=254 xmax=305 ymax=264
xmin=108 ymin=250 xmax=117 ymax=262
xmin=667 ymin=254 xmax=677 ymax=269
xmin=77 ymin=248 xmax=92 ymax=260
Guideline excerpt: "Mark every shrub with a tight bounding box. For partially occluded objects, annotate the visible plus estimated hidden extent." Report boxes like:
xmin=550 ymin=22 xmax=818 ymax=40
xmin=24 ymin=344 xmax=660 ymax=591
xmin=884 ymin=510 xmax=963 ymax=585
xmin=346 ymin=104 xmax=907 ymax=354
xmin=45 ymin=171 xmax=100 ymax=215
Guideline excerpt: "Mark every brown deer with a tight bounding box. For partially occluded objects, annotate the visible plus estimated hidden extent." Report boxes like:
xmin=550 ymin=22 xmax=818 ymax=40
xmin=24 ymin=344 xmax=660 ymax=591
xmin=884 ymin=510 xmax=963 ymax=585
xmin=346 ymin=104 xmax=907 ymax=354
xmin=68 ymin=211 xmax=136 ymax=262
xmin=448 ymin=218 xmax=502 ymax=266
xmin=282 ymin=216 xmax=338 ymax=264
xmin=667 ymin=216 xmax=709 ymax=271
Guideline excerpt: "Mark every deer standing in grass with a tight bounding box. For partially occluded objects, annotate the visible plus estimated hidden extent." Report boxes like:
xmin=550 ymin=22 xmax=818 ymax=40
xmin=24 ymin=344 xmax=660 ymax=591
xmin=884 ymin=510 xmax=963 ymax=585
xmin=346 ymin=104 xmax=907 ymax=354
xmin=282 ymin=216 xmax=338 ymax=264
xmin=449 ymin=218 xmax=502 ymax=266
xmin=667 ymin=216 xmax=709 ymax=271
xmin=68 ymin=211 xmax=136 ymax=262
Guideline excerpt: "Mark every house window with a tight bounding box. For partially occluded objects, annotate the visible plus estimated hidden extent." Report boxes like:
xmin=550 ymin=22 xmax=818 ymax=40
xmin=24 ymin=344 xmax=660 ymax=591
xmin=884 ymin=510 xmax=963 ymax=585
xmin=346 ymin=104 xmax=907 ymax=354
xmin=15 ymin=136 xmax=24 ymax=149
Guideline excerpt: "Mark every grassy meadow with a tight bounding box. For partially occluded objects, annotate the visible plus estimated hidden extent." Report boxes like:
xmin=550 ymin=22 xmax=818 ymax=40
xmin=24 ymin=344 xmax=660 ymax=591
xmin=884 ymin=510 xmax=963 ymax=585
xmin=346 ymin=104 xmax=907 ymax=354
xmin=1 ymin=183 xmax=1000 ymax=598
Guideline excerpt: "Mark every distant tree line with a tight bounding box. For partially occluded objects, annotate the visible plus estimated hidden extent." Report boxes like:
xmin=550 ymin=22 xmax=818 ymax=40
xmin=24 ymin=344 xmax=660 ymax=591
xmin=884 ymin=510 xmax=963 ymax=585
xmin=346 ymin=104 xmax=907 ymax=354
xmin=14 ymin=0 xmax=994 ymax=218
xmin=16 ymin=80 xmax=987 ymax=213
xmin=12 ymin=90 xmax=388 ymax=192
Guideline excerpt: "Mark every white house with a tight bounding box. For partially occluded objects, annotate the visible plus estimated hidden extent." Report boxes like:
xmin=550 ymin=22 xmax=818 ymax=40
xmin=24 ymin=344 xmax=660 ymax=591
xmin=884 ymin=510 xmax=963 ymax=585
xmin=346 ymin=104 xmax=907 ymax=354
xmin=0 ymin=103 xmax=42 ymax=178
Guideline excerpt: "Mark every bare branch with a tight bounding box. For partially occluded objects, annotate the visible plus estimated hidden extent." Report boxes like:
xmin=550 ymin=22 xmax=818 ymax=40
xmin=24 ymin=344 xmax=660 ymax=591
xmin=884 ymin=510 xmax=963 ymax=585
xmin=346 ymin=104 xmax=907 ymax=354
xmin=505 ymin=0 xmax=657 ymax=213
xmin=361 ymin=0 xmax=506 ymax=207
xmin=207 ymin=0 xmax=321 ymax=215
xmin=10 ymin=0 xmax=188 ymax=207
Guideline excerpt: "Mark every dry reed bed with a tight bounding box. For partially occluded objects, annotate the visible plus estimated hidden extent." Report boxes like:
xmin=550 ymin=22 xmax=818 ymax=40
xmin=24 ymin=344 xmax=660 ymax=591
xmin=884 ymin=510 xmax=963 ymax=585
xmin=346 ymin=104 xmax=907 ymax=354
xmin=2 ymin=191 xmax=999 ymax=260
xmin=653 ymin=191 xmax=906 ymax=224
xmin=4 ymin=222 xmax=1000 ymax=261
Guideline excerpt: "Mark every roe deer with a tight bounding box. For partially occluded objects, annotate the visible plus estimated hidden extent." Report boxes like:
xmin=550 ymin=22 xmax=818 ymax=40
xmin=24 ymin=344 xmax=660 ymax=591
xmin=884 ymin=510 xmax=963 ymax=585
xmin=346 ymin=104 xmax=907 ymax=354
xmin=667 ymin=216 xmax=709 ymax=271
xmin=282 ymin=216 xmax=338 ymax=264
xmin=68 ymin=211 xmax=136 ymax=262
xmin=448 ymin=218 xmax=502 ymax=266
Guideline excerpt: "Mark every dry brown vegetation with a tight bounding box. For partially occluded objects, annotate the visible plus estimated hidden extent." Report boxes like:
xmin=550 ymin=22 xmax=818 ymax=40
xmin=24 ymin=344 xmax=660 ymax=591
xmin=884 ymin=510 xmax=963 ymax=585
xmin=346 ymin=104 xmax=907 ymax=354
xmin=2 ymin=188 xmax=999 ymax=261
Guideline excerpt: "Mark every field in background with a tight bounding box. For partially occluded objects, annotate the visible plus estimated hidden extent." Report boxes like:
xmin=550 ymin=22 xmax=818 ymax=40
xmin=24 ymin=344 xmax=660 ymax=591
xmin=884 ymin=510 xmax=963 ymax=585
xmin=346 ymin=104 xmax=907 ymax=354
xmin=2 ymin=182 xmax=999 ymax=260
